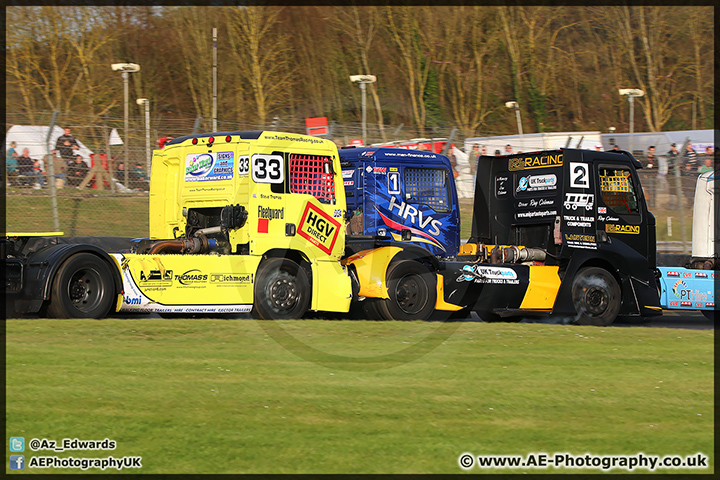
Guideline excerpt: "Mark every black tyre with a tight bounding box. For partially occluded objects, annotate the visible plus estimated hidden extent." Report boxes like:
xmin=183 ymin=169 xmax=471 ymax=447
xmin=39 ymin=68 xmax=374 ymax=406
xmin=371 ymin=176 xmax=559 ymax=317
xmin=571 ymin=267 xmax=621 ymax=326
xmin=47 ymin=253 xmax=116 ymax=319
xmin=701 ymin=310 xmax=716 ymax=321
xmin=253 ymin=258 xmax=310 ymax=320
xmin=377 ymin=261 xmax=436 ymax=321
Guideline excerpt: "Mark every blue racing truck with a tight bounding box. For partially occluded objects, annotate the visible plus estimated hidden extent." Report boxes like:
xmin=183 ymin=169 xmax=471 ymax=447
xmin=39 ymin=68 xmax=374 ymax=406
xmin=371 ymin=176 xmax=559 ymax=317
xmin=339 ymin=146 xmax=460 ymax=259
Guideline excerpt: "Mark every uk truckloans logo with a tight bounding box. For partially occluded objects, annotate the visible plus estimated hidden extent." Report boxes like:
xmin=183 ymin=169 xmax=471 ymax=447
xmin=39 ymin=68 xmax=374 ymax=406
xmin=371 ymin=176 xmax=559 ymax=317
xmin=516 ymin=173 xmax=557 ymax=193
xmin=298 ymin=203 xmax=341 ymax=255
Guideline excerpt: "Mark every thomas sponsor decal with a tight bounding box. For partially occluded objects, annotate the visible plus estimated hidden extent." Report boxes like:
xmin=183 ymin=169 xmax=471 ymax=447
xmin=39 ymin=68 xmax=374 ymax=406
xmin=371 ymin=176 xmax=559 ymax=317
xmin=174 ymin=269 xmax=208 ymax=286
xmin=606 ymin=224 xmax=640 ymax=234
xmin=509 ymin=153 xmax=563 ymax=171
xmin=298 ymin=203 xmax=341 ymax=255
xmin=456 ymin=265 xmax=519 ymax=284
xmin=184 ymin=151 xmax=234 ymax=182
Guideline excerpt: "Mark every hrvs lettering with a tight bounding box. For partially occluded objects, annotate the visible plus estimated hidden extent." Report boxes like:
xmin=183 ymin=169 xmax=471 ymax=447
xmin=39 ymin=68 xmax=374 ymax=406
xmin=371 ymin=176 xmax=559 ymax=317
xmin=388 ymin=196 xmax=442 ymax=236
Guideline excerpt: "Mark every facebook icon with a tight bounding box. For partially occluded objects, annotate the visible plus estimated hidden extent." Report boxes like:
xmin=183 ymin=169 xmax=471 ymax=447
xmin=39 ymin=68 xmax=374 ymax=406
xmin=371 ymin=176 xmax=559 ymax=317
xmin=10 ymin=455 xmax=25 ymax=470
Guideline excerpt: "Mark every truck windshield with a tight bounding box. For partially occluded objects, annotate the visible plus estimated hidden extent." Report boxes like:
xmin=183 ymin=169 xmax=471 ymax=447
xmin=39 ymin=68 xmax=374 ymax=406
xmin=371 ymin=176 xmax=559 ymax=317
xmin=404 ymin=167 xmax=451 ymax=213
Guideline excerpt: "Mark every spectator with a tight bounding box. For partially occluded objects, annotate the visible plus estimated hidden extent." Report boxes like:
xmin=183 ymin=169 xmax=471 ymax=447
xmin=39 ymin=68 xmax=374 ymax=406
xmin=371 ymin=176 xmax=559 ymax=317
xmin=16 ymin=148 xmax=35 ymax=187
xmin=504 ymin=144 xmax=513 ymax=155
xmin=481 ymin=145 xmax=487 ymax=156
xmin=494 ymin=149 xmax=501 ymax=156
xmin=31 ymin=158 xmax=46 ymax=188
xmin=666 ymin=143 xmax=680 ymax=173
xmin=698 ymin=155 xmax=714 ymax=174
xmin=49 ymin=154 xmax=66 ymax=188
xmin=595 ymin=143 xmax=603 ymax=151
xmin=611 ymin=144 xmax=621 ymax=152
xmin=682 ymin=143 xmax=698 ymax=175
xmin=115 ymin=161 xmax=126 ymax=186
xmin=6 ymin=141 xmax=19 ymax=186
xmin=645 ymin=146 xmax=657 ymax=169
xmin=54 ymin=127 xmax=80 ymax=164
xmin=66 ymin=154 xmax=89 ymax=187
xmin=129 ymin=162 xmax=150 ymax=190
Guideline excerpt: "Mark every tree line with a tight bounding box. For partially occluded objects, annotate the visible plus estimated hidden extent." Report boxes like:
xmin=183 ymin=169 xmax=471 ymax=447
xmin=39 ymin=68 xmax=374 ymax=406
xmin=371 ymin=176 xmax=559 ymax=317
xmin=6 ymin=5 xmax=714 ymax=141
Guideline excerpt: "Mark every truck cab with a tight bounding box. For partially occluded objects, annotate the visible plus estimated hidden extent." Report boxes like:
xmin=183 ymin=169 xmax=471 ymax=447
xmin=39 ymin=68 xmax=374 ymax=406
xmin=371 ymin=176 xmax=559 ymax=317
xmin=118 ymin=131 xmax=352 ymax=318
xmin=339 ymin=146 xmax=460 ymax=258
xmin=445 ymin=148 xmax=662 ymax=325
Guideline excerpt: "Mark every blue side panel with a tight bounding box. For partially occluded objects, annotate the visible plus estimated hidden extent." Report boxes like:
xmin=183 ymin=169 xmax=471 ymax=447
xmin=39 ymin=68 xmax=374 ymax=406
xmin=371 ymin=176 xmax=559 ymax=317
xmin=657 ymin=267 xmax=716 ymax=310
xmin=339 ymin=147 xmax=460 ymax=257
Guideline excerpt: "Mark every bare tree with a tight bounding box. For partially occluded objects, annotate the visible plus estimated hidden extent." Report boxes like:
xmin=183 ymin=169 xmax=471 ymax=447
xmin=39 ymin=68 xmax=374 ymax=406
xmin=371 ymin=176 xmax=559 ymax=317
xmin=227 ymin=5 xmax=293 ymax=126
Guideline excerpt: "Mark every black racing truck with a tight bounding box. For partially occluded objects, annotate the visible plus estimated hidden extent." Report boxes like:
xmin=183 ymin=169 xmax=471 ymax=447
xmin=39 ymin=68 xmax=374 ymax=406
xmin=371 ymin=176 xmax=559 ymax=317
xmin=431 ymin=148 xmax=662 ymax=325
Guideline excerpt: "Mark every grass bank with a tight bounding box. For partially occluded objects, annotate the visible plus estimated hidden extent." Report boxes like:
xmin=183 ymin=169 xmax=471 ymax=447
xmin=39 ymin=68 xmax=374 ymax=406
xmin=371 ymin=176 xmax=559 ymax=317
xmin=6 ymin=319 xmax=713 ymax=474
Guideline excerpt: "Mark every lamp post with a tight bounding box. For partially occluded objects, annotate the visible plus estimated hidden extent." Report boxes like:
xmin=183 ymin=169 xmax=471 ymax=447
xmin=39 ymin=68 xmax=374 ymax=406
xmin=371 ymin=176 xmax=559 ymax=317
xmin=505 ymin=101 xmax=524 ymax=137
xmin=136 ymin=98 xmax=150 ymax=173
xmin=618 ymin=88 xmax=644 ymax=154
xmin=350 ymin=75 xmax=377 ymax=146
xmin=112 ymin=63 xmax=140 ymax=188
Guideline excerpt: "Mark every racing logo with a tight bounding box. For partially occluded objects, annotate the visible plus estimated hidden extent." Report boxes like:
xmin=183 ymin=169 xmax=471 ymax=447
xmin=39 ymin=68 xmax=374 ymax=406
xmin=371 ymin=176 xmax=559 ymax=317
xmin=606 ymin=224 xmax=640 ymax=234
xmin=298 ymin=203 xmax=341 ymax=255
xmin=508 ymin=153 xmax=563 ymax=171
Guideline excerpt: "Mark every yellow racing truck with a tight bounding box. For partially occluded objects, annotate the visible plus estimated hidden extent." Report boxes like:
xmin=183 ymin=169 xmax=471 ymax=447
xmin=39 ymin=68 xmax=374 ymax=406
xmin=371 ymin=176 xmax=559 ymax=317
xmin=115 ymin=131 xmax=354 ymax=319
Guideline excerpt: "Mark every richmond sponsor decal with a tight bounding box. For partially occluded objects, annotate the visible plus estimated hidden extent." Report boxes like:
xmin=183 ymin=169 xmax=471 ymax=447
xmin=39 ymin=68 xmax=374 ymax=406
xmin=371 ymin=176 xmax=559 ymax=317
xmin=210 ymin=273 xmax=254 ymax=285
xmin=298 ymin=203 xmax=341 ymax=255
xmin=456 ymin=265 xmax=519 ymax=284
xmin=606 ymin=224 xmax=640 ymax=234
xmin=509 ymin=153 xmax=563 ymax=171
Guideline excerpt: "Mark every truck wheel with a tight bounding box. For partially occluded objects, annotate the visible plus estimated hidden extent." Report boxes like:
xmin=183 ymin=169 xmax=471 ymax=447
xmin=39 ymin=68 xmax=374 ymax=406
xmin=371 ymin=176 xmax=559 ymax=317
xmin=253 ymin=258 xmax=310 ymax=320
xmin=378 ymin=261 xmax=436 ymax=321
xmin=47 ymin=253 xmax=115 ymax=319
xmin=701 ymin=310 xmax=716 ymax=321
xmin=571 ymin=267 xmax=621 ymax=326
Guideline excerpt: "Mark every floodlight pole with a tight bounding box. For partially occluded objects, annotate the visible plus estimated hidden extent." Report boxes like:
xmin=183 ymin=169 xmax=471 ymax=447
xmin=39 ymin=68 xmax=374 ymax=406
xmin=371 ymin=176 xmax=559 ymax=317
xmin=505 ymin=101 xmax=524 ymax=137
xmin=619 ymin=88 xmax=645 ymax=154
xmin=137 ymin=98 xmax=150 ymax=172
xmin=350 ymin=75 xmax=377 ymax=145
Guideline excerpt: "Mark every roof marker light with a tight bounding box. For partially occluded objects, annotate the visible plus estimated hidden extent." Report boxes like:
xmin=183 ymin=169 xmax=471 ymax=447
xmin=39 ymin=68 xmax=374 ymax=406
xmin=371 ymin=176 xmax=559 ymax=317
xmin=226 ymin=136 xmax=232 ymax=142
xmin=192 ymin=138 xmax=198 ymax=145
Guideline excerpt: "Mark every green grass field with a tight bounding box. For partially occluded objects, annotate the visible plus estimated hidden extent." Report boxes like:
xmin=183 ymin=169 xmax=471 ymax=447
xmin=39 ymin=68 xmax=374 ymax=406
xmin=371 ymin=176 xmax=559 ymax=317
xmin=6 ymin=319 xmax=714 ymax=474
xmin=5 ymin=190 xmax=148 ymax=237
